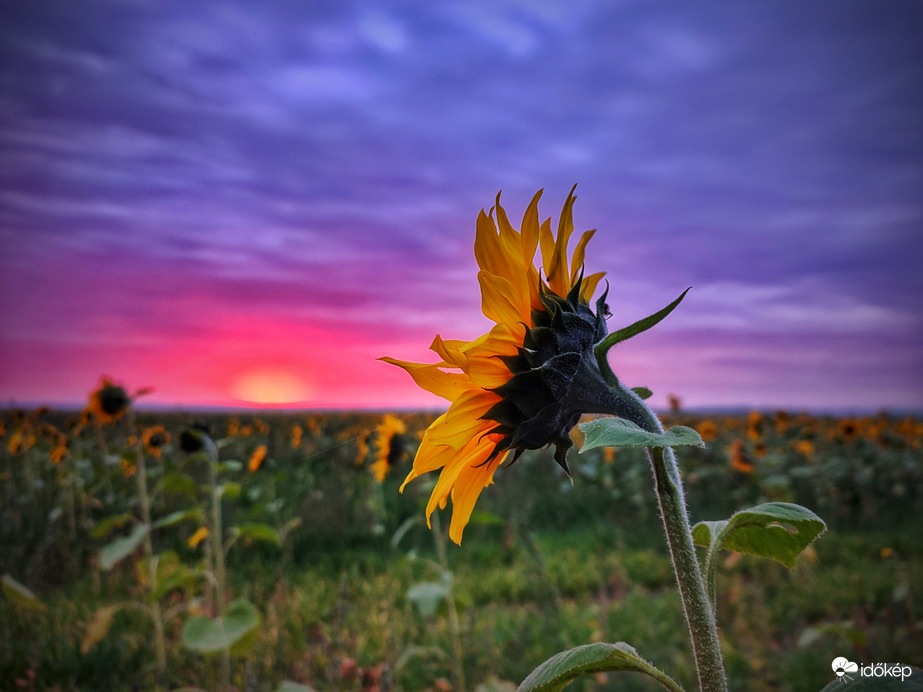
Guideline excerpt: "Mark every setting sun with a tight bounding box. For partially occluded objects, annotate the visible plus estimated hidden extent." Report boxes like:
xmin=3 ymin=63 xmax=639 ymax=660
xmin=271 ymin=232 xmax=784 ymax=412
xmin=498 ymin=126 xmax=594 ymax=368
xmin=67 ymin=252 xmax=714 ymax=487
xmin=230 ymin=369 xmax=312 ymax=406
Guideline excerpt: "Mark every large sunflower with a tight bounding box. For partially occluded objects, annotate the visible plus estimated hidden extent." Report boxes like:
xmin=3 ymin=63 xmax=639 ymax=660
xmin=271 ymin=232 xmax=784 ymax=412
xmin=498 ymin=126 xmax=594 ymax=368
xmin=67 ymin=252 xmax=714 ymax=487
xmin=384 ymin=186 xmax=625 ymax=544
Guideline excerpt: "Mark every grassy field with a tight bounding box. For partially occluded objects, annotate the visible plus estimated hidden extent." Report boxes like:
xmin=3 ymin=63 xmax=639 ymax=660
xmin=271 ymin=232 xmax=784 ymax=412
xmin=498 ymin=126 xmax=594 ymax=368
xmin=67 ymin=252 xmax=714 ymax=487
xmin=1 ymin=406 xmax=921 ymax=691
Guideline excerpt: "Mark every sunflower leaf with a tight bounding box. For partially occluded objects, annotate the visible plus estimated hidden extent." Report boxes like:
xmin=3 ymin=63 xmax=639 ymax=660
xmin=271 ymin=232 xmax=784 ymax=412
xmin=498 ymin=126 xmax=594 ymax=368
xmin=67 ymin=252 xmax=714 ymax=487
xmin=1 ymin=574 xmax=46 ymax=612
xmin=594 ymin=288 xmax=690 ymax=357
xmin=182 ymin=599 xmax=260 ymax=654
xmin=692 ymin=502 xmax=826 ymax=570
xmin=631 ymin=386 xmax=653 ymax=400
xmin=518 ymin=641 xmax=684 ymax=692
xmin=100 ymin=523 xmax=150 ymax=570
xmin=577 ymin=418 xmax=704 ymax=451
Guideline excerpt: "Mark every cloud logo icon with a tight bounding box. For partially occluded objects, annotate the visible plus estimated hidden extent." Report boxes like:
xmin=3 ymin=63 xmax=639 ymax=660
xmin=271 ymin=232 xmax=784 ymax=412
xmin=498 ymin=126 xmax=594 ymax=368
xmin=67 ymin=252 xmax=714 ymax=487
xmin=832 ymin=657 xmax=859 ymax=679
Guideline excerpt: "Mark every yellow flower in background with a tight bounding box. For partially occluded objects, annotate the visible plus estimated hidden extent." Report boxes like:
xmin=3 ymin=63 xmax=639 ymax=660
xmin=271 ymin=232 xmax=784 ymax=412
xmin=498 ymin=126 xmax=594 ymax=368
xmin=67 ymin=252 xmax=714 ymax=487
xmin=793 ymin=439 xmax=815 ymax=460
xmin=383 ymin=187 xmax=608 ymax=543
xmin=696 ymin=420 xmax=718 ymax=443
xmin=837 ymin=418 xmax=859 ymax=442
xmin=291 ymin=423 xmax=303 ymax=449
xmin=746 ymin=410 xmax=763 ymax=442
xmin=355 ymin=431 xmax=371 ymax=466
xmin=7 ymin=427 xmax=36 ymax=455
xmin=188 ymin=526 xmax=209 ymax=548
xmin=49 ymin=440 xmax=69 ymax=464
xmin=120 ymin=457 xmax=136 ymax=477
xmin=85 ymin=377 xmax=131 ymax=424
xmin=371 ymin=414 xmax=407 ymax=482
xmin=142 ymin=426 xmax=169 ymax=458
xmin=774 ymin=410 xmax=791 ymax=435
xmin=248 ymin=444 xmax=268 ymax=472
xmin=728 ymin=439 xmax=755 ymax=474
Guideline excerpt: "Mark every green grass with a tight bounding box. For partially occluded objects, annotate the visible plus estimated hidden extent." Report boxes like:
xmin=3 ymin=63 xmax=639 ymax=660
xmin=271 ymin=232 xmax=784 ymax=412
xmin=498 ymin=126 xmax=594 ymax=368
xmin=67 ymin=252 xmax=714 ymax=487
xmin=3 ymin=520 xmax=919 ymax=691
xmin=1 ymin=408 xmax=921 ymax=690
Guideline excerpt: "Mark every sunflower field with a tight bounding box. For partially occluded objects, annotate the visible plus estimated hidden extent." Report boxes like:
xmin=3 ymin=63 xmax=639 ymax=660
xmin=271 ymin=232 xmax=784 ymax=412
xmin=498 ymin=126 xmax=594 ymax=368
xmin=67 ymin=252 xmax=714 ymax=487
xmin=1 ymin=402 xmax=921 ymax=691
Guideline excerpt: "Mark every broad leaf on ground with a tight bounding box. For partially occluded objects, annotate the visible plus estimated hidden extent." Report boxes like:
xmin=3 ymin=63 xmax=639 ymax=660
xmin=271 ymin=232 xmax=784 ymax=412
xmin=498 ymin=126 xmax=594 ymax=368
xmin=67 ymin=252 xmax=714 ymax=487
xmin=518 ymin=641 xmax=684 ymax=692
xmin=1 ymin=574 xmax=46 ymax=612
xmin=692 ymin=502 xmax=826 ymax=570
xmin=182 ymin=598 xmax=260 ymax=654
xmin=100 ymin=523 xmax=150 ymax=570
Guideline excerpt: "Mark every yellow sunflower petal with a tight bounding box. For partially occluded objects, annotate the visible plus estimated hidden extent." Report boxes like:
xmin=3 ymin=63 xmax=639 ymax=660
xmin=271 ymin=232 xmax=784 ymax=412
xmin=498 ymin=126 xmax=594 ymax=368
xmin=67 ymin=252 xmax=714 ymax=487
xmin=430 ymin=336 xmax=471 ymax=372
xmin=580 ymin=271 xmax=606 ymax=303
xmin=478 ymin=271 xmax=528 ymax=325
xmin=520 ymin=189 xmax=542 ymax=264
xmin=447 ymin=454 xmax=503 ymax=544
xmin=379 ymin=358 xmax=469 ymax=401
xmin=539 ymin=216 xmax=555 ymax=281
xmin=570 ymin=228 xmax=597 ymax=284
xmin=425 ymin=437 xmax=497 ymax=529
xmin=467 ymin=323 xmax=526 ymax=389
xmin=547 ymin=185 xmax=578 ymax=296
xmin=493 ymin=193 xmax=526 ymax=261
xmin=474 ymin=209 xmax=504 ymax=276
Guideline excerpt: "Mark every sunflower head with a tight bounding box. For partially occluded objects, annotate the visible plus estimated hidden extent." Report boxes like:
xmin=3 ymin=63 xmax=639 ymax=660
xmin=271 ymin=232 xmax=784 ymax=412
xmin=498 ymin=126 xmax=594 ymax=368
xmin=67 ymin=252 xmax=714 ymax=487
xmin=142 ymin=425 xmax=169 ymax=458
xmin=86 ymin=377 xmax=131 ymax=424
xmin=482 ymin=279 xmax=615 ymax=475
xmin=179 ymin=420 xmax=213 ymax=454
xmin=371 ymin=414 xmax=407 ymax=482
xmin=383 ymin=186 xmax=616 ymax=543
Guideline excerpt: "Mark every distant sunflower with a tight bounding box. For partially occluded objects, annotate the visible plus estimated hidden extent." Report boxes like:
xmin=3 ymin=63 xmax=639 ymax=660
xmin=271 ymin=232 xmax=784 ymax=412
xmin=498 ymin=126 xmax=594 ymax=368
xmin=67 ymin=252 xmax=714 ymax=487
xmin=86 ymin=377 xmax=131 ymax=424
xmin=142 ymin=425 xmax=169 ymax=458
xmin=383 ymin=186 xmax=618 ymax=543
xmin=248 ymin=444 xmax=268 ymax=472
xmin=371 ymin=413 xmax=407 ymax=482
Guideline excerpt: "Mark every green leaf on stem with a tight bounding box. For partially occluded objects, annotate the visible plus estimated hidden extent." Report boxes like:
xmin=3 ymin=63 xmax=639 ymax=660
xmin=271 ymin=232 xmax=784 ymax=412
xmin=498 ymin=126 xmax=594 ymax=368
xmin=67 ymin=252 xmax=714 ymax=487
xmin=578 ymin=417 xmax=704 ymax=451
xmin=219 ymin=481 xmax=242 ymax=500
xmin=81 ymin=605 xmax=119 ymax=653
xmin=182 ymin=598 xmax=260 ymax=654
xmin=1 ymin=574 xmax=46 ymax=611
xmin=162 ymin=472 xmax=198 ymax=497
xmin=234 ymin=522 xmax=282 ymax=547
xmin=518 ymin=641 xmax=684 ymax=692
xmin=391 ymin=515 xmax=423 ymax=549
xmin=594 ymin=288 xmax=690 ymax=358
xmin=100 ymin=523 xmax=150 ymax=570
xmin=152 ymin=508 xmax=203 ymax=530
xmin=90 ymin=513 xmax=134 ymax=539
xmin=631 ymin=387 xmax=653 ymax=400
xmin=692 ymin=502 xmax=826 ymax=570
xmin=406 ymin=572 xmax=453 ymax=617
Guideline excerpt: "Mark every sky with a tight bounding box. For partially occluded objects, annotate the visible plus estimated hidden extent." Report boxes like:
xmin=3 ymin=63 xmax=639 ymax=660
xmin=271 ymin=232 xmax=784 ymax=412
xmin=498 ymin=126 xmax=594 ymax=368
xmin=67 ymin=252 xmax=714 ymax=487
xmin=1 ymin=0 xmax=922 ymax=412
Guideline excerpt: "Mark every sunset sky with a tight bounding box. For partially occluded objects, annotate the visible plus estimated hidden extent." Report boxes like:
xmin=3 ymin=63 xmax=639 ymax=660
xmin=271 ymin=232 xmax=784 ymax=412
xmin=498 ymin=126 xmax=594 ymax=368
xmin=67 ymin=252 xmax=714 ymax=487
xmin=1 ymin=1 xmax=921 ymax=412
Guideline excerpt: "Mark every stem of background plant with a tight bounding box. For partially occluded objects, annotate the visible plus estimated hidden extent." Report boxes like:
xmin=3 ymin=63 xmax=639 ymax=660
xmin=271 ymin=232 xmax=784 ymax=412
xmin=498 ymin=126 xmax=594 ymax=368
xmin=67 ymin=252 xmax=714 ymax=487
xmin=603 ymin=380 xmax=728 ymax=692
xmin=130 ymin=414 xmax=168 ymax=679
xmin=431 ymin=511 xmax=466 ymax=692
xmin=205 ymin=442 xmax=231 ymax=692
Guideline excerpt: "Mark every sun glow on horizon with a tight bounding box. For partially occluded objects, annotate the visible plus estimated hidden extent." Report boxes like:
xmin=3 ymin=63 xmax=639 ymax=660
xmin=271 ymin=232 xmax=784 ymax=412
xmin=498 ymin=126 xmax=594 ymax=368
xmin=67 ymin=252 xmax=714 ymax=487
xmin=230 ymin=369 xmax=312 ymax=406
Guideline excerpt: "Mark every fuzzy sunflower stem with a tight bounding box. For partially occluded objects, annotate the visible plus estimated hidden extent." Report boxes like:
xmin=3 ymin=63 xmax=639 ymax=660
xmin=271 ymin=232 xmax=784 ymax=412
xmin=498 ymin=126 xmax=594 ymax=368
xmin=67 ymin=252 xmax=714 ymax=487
xmin=598 ymin=371 xmax=727 ymax=692
xmin=203 ymin=443 xmax=232 ymax=692
xmin=431 ymin=511 xmax=467 ymax=692
xmin=130 ymin=415 xmax=168 ymax=680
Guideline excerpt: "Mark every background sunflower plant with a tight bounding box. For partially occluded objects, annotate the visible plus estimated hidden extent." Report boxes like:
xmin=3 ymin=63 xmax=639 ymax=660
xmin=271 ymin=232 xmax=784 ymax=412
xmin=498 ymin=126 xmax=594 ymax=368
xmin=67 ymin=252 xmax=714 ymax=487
xmin=385 ymin=187 xmax=829 ymax=692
